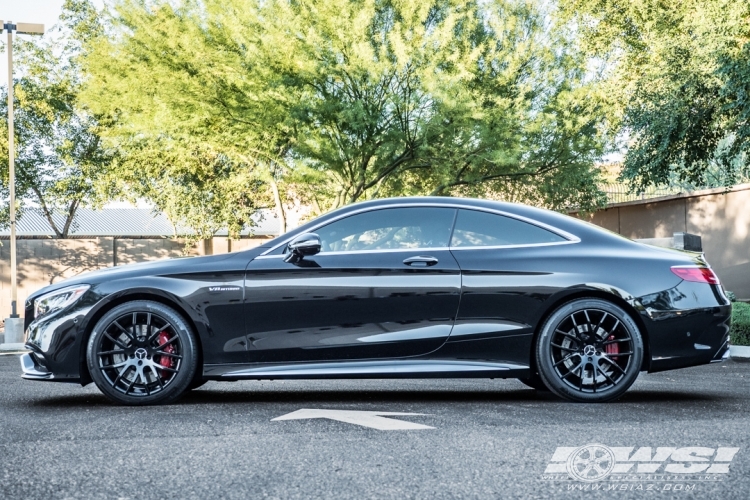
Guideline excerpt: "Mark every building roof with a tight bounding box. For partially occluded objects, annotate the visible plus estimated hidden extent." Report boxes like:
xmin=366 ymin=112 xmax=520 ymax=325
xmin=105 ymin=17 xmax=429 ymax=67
xmin=598 ymin=182 xmax=750 ymax=209
xmin=0 ymin=208 xmax=280 ymax=238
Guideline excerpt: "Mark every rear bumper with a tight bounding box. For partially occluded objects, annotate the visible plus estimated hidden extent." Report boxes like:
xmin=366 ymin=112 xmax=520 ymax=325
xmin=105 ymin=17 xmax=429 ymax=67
xmin=639 ymin=281 xmax=731 ymax=373
xmin=711 ymin=341 xmax=730 ymax=363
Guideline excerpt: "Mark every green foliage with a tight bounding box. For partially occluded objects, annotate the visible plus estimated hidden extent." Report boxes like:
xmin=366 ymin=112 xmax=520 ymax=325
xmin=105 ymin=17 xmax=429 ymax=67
xmin=559 ymin=0 xmax=750 ymax=193
xmin=731 ymin=302 xmax=750 ymax=347
xmin=106 ymin=138 xmax=267 ymax=244
xmin=79 ymin=0 xmax=610 ymax=216
xmin=78 ymin=0 xmax=282 ymax=235
xmin=726 ymin=291 xmax=737 ymax=303
xmin=0 ymin=0 xmax=114 ymax=237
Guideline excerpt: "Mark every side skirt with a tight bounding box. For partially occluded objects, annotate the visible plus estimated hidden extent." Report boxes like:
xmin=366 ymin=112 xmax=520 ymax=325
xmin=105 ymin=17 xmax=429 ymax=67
xmin=203 ymin=359 xmax=530 ymax=380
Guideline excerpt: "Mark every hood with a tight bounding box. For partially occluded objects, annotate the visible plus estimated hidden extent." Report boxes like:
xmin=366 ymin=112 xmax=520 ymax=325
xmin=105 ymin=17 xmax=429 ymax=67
xmin=25 ymin=246 xmax=266 ymax=304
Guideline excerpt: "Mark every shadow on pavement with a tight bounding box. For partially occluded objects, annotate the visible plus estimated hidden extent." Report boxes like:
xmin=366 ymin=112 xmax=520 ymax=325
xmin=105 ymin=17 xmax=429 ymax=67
xmin=26 ymin=386 xmax=723 ymax=408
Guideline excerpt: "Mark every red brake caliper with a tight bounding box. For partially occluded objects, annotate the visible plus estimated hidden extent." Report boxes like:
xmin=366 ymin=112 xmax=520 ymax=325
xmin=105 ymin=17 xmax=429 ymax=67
xmin=158 ymin=331 xmax=175 ymax=379
xmin=605 ymin=335 xmax=619 ymax=356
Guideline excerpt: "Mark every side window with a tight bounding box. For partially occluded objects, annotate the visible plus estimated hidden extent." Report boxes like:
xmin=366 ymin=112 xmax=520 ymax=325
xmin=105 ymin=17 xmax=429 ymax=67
xmin=450 ymin=209 xmax=566 ymax=247
xmin=316 ymin=207 xmax=456 ymax=252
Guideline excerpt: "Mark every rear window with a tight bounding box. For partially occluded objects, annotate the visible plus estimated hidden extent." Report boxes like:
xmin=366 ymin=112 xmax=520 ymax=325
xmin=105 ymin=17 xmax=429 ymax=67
xmin=450 ymin=209 xmax=566 ymax=247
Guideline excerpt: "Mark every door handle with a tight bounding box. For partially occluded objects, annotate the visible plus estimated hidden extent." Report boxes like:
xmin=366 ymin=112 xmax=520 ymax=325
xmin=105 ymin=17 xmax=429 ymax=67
xmin=403 ymin=256 xmax=439 ymax=267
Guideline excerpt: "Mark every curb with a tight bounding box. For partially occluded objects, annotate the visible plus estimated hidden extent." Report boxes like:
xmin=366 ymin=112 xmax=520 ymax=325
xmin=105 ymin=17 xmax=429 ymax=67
xmin=729 ymin=345 xmax=750 ymax=360
xmin=0 ymin=342 xmax=26 ymax=353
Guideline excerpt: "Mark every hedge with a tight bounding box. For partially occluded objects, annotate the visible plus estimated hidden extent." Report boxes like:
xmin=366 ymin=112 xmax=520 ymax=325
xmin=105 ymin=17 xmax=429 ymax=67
xmin=731 ymin=302 xmax=750 ymax=346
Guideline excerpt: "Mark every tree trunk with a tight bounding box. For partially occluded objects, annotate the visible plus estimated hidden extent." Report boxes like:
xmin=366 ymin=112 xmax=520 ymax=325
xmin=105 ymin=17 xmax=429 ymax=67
xmin=268 ymin=174 xmax=286 ymax=234
xmin=60 ymin=199 xmax=80 ymax=238
xmin=31 ymin=186 xmax=63 ymax=238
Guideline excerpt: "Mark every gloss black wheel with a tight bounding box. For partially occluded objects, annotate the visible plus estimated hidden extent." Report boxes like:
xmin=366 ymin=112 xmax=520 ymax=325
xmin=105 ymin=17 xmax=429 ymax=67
xmin=536 ymin=299 xmax=643 ymax=403
xmin=87 ymin=301 xmax=197 ymax=405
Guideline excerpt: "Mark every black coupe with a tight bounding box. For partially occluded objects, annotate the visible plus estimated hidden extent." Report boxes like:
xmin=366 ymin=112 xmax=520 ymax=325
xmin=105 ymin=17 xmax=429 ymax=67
xmin=21 ymin=197 xmax=731 ymax=404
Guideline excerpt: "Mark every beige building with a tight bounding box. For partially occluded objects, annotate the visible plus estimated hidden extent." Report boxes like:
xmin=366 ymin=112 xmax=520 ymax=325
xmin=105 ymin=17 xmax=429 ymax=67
xmin=571 ymin=183 xmax=750 ymax=299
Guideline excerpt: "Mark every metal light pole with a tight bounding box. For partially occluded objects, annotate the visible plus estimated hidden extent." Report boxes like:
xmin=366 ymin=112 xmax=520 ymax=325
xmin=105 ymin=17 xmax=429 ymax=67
xmin=1 ymin=20 xmax=44 ymax=348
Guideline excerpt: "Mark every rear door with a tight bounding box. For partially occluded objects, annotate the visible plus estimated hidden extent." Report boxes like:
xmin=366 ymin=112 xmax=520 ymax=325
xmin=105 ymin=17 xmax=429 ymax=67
xmin=240 ymin=207 xmax=462 ymax=363
xmin=448 ymin=208 xmax=571 ymax=340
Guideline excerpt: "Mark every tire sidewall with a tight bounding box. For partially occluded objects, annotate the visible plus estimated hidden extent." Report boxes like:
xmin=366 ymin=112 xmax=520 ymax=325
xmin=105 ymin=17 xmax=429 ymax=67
xmin=86 ymin=300 xmax=198 ymax=405
xmin=536 ymin=299 xmax=644 ymax=403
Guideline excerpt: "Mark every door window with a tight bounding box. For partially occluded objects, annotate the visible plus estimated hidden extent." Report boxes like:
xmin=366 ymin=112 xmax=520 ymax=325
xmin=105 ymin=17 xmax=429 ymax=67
xmin=451 ymin=209 xmax=566 ymax=247
xmin=316 ymin=207 xmax=456 ymax=252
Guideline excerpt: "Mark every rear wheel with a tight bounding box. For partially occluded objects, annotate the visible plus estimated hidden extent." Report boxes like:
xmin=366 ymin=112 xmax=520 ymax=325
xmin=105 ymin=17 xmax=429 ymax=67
xmin=535 ymin=299 xmax=643 ymax=403
xmin=86 ymin=301 xmax=198 ymax=405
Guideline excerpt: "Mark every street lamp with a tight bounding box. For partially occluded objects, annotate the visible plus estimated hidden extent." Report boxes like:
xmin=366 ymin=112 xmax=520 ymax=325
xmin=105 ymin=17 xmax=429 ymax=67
xmin=1 ymin=20 xmax=44 ymax=347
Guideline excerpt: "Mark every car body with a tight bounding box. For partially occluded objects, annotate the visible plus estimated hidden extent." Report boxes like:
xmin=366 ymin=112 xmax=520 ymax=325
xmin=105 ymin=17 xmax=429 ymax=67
xmin=20 ymin=197 xmax=731 ymax=404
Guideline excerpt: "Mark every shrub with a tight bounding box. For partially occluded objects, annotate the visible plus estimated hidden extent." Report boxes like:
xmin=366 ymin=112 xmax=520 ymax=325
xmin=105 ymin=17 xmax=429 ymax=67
xmin=726 ymin=291 xmax=737 ymax=302
xmin=731 ymin=302 xmax=750 ymax=346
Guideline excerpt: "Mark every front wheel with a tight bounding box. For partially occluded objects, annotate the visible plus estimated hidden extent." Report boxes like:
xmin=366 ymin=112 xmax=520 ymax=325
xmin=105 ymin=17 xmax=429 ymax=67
xmin=86 ymin=301 xmax=198 ymax=405
xmin=535 ymin=299 xmax=643 ymax=403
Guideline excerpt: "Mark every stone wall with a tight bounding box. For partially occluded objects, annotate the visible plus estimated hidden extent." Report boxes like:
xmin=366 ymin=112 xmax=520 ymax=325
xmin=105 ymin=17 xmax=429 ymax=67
xmin=0 ymin=236 xmax=271 ymax=319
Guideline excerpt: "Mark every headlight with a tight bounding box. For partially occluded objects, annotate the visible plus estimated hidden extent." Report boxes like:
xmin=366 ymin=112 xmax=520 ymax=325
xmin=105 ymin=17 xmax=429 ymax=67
xmin=33 ymin=285 xmax=90 ymax=320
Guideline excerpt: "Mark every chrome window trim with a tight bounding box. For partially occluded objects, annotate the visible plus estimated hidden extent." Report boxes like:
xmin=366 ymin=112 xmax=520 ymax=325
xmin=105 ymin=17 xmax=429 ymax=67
xmin=449 ymin=239 xmax=579 ymax=251
xmin=255 ymin=247 xmax=452 ymax=259
xmin=259 ymin=202 xmax=580 ymax=257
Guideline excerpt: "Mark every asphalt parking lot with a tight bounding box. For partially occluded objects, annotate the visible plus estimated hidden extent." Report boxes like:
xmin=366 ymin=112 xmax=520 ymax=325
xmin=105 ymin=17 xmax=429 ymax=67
xmin=1 ymin=354 xmax=749 ymax=500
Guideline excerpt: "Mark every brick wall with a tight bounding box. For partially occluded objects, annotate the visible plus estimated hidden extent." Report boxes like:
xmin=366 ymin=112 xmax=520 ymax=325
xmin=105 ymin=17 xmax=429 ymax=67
xmin=0 ymin=236 xmax=271 ymax=319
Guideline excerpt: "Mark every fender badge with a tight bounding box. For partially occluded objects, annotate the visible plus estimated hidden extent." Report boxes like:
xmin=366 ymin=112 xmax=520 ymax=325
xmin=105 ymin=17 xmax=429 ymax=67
xmin=208 ymin=286 xmax=241 ymax=293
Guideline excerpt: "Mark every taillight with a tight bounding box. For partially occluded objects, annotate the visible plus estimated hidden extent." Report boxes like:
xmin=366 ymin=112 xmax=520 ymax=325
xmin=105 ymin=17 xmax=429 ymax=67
xmin=671 ymin=266 xmax=720 ymax=284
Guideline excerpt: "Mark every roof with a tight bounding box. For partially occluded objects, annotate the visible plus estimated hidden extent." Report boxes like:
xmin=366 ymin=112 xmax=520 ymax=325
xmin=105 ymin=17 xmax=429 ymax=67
xmin=0 ymin=208 xmax=280 ymax=238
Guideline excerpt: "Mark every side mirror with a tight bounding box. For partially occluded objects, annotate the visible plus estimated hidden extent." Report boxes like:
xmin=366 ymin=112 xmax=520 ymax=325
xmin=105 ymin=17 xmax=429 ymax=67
xmin=284 ymin=233 xmax=321 ymax=263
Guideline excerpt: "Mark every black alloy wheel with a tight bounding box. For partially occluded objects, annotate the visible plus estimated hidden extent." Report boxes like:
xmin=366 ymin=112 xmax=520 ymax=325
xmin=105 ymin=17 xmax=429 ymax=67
xmin=87 ymin=301 xmax=198 ymax=405
xmin=535 ymin=298 xmax=643 ymax=403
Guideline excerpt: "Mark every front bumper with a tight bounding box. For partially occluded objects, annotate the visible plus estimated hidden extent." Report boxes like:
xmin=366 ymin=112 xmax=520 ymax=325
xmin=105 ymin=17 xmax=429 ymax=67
xmin=20 ymin=352 xmax=54 ymax=380
xmin=22 ymin=304 xmax=91 ymax=384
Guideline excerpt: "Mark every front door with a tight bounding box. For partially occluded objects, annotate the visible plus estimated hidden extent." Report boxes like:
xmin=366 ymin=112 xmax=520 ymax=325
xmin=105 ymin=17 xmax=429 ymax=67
xmin=241 ymin=207 xmax=461 ymax=363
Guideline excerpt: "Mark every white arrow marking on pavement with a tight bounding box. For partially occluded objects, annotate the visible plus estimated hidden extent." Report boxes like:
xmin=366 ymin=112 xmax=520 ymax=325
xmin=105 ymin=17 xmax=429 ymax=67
xmin=271 ymin=409 xmax=434 ymax=430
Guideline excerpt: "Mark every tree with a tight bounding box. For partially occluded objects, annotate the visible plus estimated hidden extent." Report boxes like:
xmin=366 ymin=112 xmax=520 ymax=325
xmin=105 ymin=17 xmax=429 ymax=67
xmin=270 ymin=0 xmax=609 ymax=210
xmin=559 ymin=0 xmax=750 ymax=192
xmin=0 ymin=0 xmax=114 ymax=237
xmin=103 ymin=137 xmax=267 ymax=244
xmin=81 ymin=0 xmax=611 ymax=218
xmin=79 ymin=0 xmax=287 ymax=235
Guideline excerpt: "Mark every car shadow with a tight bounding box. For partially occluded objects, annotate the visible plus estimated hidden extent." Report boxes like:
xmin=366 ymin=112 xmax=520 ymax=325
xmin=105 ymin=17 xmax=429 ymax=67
xmin=27 ymin=386 xmax=724 ymax=408
xmin=179 ymin=388 xmax=723 ymax=405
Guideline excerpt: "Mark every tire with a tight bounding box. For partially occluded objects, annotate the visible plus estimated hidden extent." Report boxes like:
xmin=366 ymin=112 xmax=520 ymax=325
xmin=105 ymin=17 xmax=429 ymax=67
xmin=535 ymin=298 xmax=643 ymax=403
xmin=86 ymin=301 xmax=198 ymax=406
xmin=517 ymin=373 xmax=550 ymax=391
